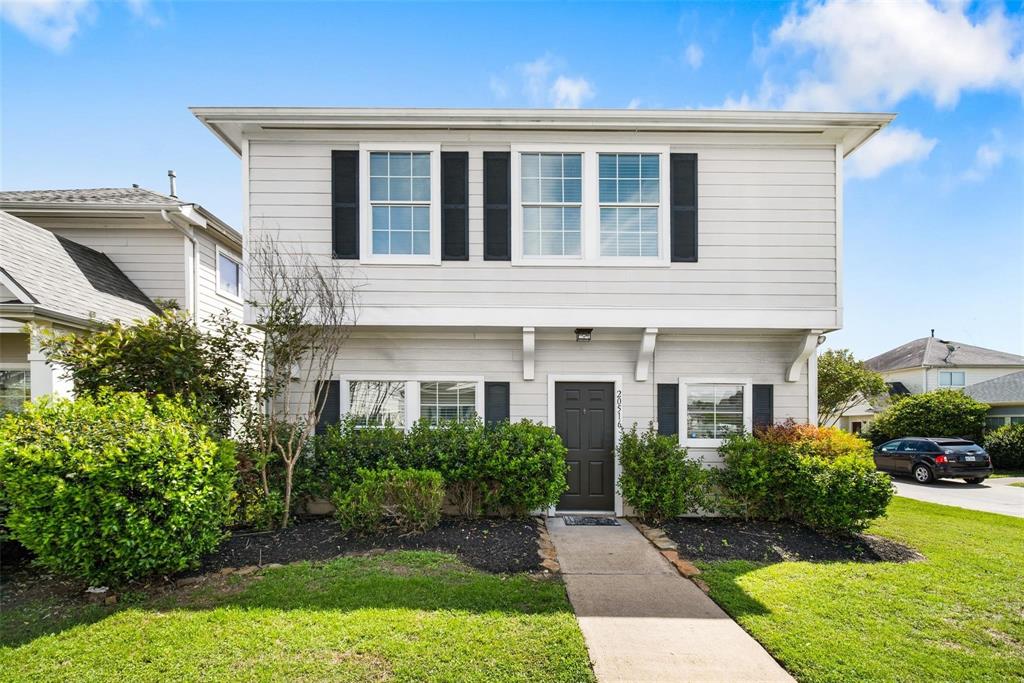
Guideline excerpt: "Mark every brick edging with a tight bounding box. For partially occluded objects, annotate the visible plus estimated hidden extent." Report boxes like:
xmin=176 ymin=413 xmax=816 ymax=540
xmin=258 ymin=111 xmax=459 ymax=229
xmin=535 ymin=516 xmax=560 ymax=574
xmin=627 ymin=518 xmax=710 ymax=592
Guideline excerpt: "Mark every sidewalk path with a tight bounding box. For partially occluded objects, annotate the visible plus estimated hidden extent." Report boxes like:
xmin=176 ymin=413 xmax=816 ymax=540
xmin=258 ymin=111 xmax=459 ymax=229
xmin=893 ymin=476 xmax=1024 ymax=518
xmin=548 ymin=516 xmax=793 ymax=682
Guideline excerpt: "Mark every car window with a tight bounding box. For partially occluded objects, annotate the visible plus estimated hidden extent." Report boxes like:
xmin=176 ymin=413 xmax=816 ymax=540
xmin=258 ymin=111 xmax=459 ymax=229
xmin=880 ymin=440 xmax=902 ymax=452
xmin=898 ymin=440 xmax=919 ymax=452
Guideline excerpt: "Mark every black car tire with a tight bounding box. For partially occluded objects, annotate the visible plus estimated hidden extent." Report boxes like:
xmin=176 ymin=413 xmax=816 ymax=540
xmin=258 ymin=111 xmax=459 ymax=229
xmin=964 ymin=477 xmax=988 ymax=484
xmin=912 ymin=464 xmax=934 ymax=484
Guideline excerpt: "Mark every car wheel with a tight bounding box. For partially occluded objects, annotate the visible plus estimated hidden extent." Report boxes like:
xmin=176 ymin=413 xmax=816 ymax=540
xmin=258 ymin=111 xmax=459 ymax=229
xmin=964 ymin=477 xmax=988 ymax=484
xmin=913 ymin=464 xmax=934 ymax=484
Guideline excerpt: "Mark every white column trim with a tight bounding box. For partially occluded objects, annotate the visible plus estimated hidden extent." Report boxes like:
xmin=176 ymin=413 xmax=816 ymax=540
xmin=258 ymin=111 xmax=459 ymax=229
xmin=635 ymin=327 xmax=658 ymax=381
xmin=787 ymin=331 xmax=821 ymax=383
xmin=522 ymin=326 xmax=535 ymax=381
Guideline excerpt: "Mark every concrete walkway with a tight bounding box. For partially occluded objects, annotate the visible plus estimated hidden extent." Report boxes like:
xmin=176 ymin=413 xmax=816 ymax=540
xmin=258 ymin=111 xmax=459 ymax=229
xmin=893 ymin=476 xmax=1024 ymax=517
xmin=548 ymin=517 xmax=793 ymax=682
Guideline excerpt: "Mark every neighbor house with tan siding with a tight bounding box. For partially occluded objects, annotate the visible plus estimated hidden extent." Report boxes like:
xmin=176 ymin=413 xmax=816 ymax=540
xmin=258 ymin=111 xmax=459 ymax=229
xmin=195 ymin=107 xmax=891 ymax=515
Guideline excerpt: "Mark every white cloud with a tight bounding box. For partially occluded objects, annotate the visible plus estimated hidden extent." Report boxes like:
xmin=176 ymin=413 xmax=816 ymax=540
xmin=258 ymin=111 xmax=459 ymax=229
xmin=490 ymin=54 xmax=595 ymax=108
xmin=0 ymin=0 xmax=94 ymax=52
xmin=550 ymin=76 xmax=595 ymax=109
xmin=962 ymin=135 xmax=1006 ymax=182
xmin=768 ymin=0 xmax=1024 ymax=111
xmin=846 ymin=127 xmax=938 ymax=179
xmin=0 ymin=0 xmax=158 ymax=51
xmin=627 ymin=98 xmax=642 ymax=110
xmin=684 ymin=43 xmax=703 ymax=70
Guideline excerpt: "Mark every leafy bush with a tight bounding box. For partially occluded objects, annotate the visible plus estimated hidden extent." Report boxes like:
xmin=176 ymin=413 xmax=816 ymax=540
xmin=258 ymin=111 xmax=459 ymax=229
xmin=318 ymin=418 xmax=407 ymax=495
xmin=985 ymin=424 xmax=1024 ymax=470
xmin=482 ymin=420 xmax=568 ymax=516
xmin=333 ymin=468 xmax=444 ymax=534
xmin=758 ymin=420 xmax=873 ymax=460
xmin=717 ymin=432 xmax=892 ymax=535
xmin=405 ymin=418 xmax=487 ymax=515
xmin=617 ymin=425 xmax=710 ymax=524
xmin=865 ymin=390 xmax=989 ymax=446
xmin=37 ymin=311 xmax=258 ymax=435
xmin=0 ymin=392 xmax=236 ymax=583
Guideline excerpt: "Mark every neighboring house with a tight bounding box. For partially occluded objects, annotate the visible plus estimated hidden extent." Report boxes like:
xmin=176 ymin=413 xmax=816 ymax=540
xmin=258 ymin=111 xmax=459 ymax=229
xmin=195 ymin=106 xmax=891 ymax=515
xmin=963 ymin=371 xmax=1024 ymax=431
xmin=839 ymin=334 xmax=1024 ymax=433
xmin=0 ymin=187 xmax=243 ymax=411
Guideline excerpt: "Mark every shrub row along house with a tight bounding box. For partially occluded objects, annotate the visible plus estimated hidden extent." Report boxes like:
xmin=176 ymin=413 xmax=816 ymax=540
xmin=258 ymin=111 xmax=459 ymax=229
xmin=194 ymin=107 xmax=892 ymax=515
xmin=0 ymin=188 xmax=243 ymax=410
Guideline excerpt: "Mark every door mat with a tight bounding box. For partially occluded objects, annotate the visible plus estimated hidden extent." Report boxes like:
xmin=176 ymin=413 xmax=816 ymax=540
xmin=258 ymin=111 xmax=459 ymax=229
xmin=562 ymin=516 xmax=620 ymax=526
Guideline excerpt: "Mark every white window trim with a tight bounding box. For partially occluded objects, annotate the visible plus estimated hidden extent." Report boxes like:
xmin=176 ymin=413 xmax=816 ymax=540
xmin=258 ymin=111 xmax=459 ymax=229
xmin=339 ymin=374 xmax=485 ymax=429
xmin=510 ymin=143 xmax=671 ymax=267
xmin=215 ymin=245 xmax=243 ymax=303
xmin=678 ymin=378 xmax=753 ymax=449
xmin=359 ymin=143 xmax=442 ymax=265
xmin=938 ymin=370 xmax=966 ymax=387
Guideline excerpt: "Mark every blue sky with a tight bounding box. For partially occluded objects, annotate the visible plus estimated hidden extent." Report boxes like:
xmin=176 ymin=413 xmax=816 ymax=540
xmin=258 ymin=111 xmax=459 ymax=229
xmin=2 ymin=0 xmax=1022 ymax=359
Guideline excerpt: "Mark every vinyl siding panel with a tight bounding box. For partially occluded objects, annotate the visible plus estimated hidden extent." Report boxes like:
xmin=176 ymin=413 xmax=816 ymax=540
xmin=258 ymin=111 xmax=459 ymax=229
xmin=247 ymin=132 xmax=839 ymax=329
xmin=195 ymin=230 xmax=244 ymax=326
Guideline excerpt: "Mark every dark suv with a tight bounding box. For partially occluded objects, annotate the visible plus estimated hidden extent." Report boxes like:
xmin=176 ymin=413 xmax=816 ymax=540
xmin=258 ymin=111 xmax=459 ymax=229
xmin=873 ymin=437 xmax=992 ymax=484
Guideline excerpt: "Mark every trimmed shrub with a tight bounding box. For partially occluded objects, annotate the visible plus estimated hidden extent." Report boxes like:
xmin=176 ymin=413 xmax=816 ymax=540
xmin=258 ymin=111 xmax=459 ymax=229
xmin=716 ymin=432 xmax=892 ymax=535
xmin=985 ymin=424 xmax=1024 ymax=470
xmin=0 ymin=392 xmax=236 ymax=584
xmin=483 ymin=420 xmax=568 ymax=516
xmin=318 ymin=418 xmax=407 ymax=495
xmin=866 ymin=390 xmax=989 ymax=446
xmin=334 ymin=468 xmax=444 ymax=534
xmin=758 ymin=420 xmax=873 ymax=460
xmin=617 ymin=425 xmax=710 ymax=524
xmin=405 ymin=418 xmax=487 ymax=515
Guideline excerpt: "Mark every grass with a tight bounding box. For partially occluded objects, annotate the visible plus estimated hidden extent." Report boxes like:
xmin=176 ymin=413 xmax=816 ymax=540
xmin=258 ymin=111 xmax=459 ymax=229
xmin=1010 ymin=482 xmax=1024 ymax=488
xmin=698 ymin=498 xmax=1024 ymax=682
xmin=990 ymin=469 xmax=1024 ymax=479
xmin=0 ymin=551 xmax=594 ymax=682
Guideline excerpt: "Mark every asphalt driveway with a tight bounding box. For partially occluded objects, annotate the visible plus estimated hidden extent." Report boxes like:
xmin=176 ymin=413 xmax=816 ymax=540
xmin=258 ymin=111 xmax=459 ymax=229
xmin=892 ymin=476 xmax=1024 ymax=517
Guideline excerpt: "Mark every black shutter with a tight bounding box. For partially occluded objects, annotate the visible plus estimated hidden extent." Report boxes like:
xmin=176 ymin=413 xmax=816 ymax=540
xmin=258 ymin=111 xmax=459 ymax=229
xmin=484 ymin=382 xmax=510 ymax=425
xmin=657 ymin=384 xmax=679 ymax=437
xmin=752 ymin=384 xmax=774 ymax=432
xmin=315 ymin=380 xmax=341 ymax=435
xmin=670 ymin=153 xmax=698 ymax=262
xmin=331 ymin=150 xmax=359 ymax=259
xmin=441 ymin=152 xmax=469 ymax=260
xmin=483 ymin=152 xmax=511 ymax=260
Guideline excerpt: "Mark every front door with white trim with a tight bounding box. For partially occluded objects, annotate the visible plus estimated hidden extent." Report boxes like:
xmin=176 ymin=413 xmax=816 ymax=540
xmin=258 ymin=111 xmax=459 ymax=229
xmin=555 ymin=382 xmax=615 ymax=511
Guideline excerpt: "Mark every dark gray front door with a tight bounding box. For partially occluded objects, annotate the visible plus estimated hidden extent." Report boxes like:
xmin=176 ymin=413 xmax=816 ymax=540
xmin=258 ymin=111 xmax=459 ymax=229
xmin=556 ymin=382 xmax=615 ymax=511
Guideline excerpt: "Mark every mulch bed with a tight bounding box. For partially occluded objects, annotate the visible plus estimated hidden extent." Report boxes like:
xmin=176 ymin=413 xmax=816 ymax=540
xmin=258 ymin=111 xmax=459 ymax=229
xmin=661 ymin=518 xmax=922 ymax=563
xmin=190 ymin=516 xmax=543 ymax=575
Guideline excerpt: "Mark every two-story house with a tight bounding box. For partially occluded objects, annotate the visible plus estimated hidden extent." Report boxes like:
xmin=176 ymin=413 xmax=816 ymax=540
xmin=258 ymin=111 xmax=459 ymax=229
xmin=839 ymin=333 xmax=1024 ymax=433
xmin=0 ymin=187 xmax=243 ymax=410
xmin=195 ymin=107 xmax=892 ymax=515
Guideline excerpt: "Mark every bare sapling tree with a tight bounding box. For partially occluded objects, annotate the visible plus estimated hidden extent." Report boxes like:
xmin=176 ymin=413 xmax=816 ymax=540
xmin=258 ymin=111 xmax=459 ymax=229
xmin=246 ymin=234 xmax=357 ymax=527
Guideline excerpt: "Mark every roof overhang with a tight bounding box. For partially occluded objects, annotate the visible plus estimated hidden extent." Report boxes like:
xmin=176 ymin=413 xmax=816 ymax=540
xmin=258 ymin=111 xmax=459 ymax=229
xmin=191 ymin=107 xmax=896 ymax=158
xmin=0 ymin=303 xmax=105 ymax=330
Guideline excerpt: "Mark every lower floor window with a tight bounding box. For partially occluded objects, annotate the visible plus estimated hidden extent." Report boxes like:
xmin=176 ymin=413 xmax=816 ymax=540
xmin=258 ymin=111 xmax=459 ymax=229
xmin=986 ymin=415 xmax=1024 ymax=431
xmin=0 ymin=370 xmax=30 ymax=414
xmin=348 ymin=380 xmax=405 ymax=427
xmin=420 ymin=381 xmax=477 ymax=424
xmin=686 ymin=383 xmax=744 ymax=439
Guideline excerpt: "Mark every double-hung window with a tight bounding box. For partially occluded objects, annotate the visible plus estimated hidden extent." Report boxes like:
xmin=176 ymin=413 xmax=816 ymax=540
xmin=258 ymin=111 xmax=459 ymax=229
xmin=347 ymin=380 xmax=406 ymax=428
xmin=680 ymin=380 xmax=752 ymax=446
xmin=938 ymin=371 xmax=965 ymax=387
xmin=599 ymin=154 xmax=660 ymax=257
xmin=520 ymin=153 xmax=582 ymax=257
xmin=361 ymin=145 xmax=441 ymax=263
xmin=0 ymin=369 xmax=30 ymax=415
xmin=216 ymin=246 xmax=241 ymax=299
xmin=420 ymin=381 xmax=477 ymax=424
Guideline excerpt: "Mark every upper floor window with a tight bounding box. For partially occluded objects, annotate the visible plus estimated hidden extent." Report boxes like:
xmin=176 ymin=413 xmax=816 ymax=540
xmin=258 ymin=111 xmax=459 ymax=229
xmin=599 ymin=153 xmax=660 ymax=258
xmin=939 ymin=371 xmax=965 ymax=387
xmin=521 ymin=153 xmax=582 ymax=257
xmin=216 ymin=247 xmax=241 ymax=299
xmin=370 ymin=152 xmax=431 ymax=256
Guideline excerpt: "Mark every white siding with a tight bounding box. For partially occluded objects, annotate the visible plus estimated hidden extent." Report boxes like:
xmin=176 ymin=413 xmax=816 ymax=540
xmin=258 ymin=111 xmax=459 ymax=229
xmin=27 ymin=215 xmax=188 ymax=308
xmin=195 ymin=230 xmax=244 ymax=326
xmin=306 ymin=328 xmax=810 ymax=464
xmin=247 ymin=130 xmax=839 ymax=330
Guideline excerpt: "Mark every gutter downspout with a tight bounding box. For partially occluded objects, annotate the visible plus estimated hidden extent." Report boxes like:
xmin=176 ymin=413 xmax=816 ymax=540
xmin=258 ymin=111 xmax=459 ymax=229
xmin=161 ymin=209 xmax=200 ymax=320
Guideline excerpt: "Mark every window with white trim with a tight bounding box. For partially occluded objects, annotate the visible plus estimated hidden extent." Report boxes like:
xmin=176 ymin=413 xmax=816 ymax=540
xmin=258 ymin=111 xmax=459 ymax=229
xmin=599 ymin=153 xmax=660 ymax=257
xmin=939 ymin=371 xmax=965 ymax=387
xmin=217 ymin=249 xmax=241 ymax=298
xmin=370 ymin=152 xmax=432 ymax=256
xmin=685 ymin=383 xmax=745 ymax=439
xmin=419 ymin=381 xmax=477 ymax=424
xmin=0 ymin=369 xmax=30 ymax=414
xmin=348 ymin=380 xmax=406 ymax=428
xmin=521 ymin=153 xmax=582 ymax=257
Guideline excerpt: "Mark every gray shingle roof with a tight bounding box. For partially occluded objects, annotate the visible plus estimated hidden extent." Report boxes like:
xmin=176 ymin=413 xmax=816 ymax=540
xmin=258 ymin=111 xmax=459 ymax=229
xmin=0 ymin=187 xmax=182 ymax=207
xmin=963 ymin=371 xmax=1024 ymax=405
xmin=865 ymin=337 xmax=1024 ymax=372
xmin=0 ymin=210 xmax=160 ymax=324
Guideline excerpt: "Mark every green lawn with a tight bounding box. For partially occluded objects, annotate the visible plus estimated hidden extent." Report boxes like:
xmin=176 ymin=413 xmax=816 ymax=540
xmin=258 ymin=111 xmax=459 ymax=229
xmin=0 ymin=552 xmax=594 ymax=682
xmin=699 ymin=498 xmax=1024 ymax=682
xmin=991 ymin=470 xmax=1024 ymax=479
